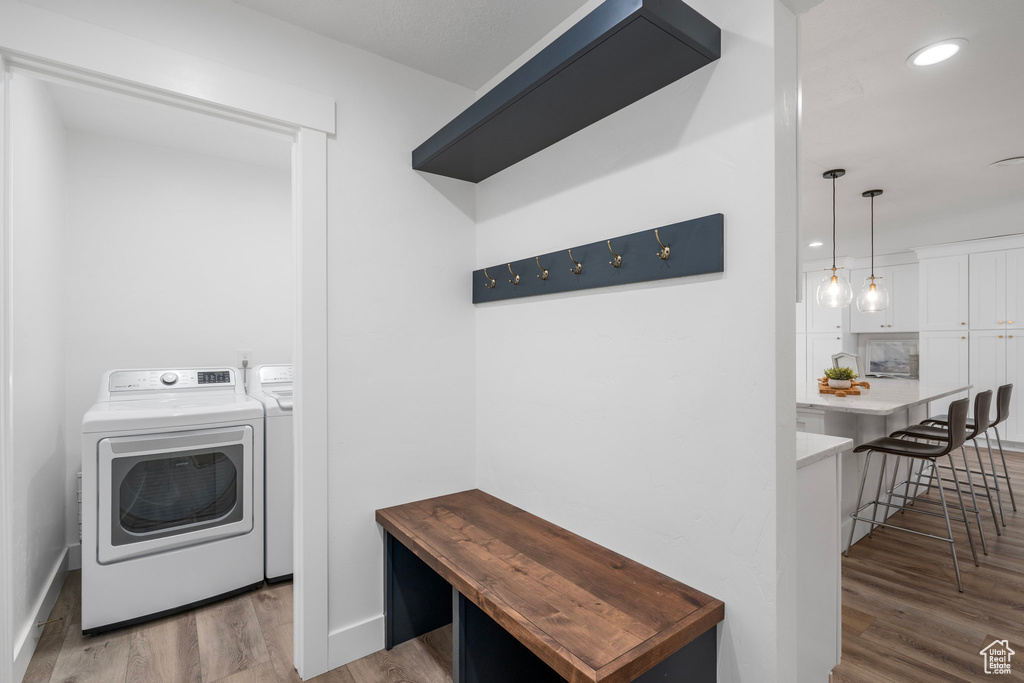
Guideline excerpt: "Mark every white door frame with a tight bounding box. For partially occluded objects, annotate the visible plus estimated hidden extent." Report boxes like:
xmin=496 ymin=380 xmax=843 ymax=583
xmin=0 ymin=44 xmax=333 ymax=682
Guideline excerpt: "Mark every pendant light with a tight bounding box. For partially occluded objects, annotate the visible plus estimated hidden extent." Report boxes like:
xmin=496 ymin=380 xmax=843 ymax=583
xmin=816 ymin=169 xmax=853 ymax=308
xmin=856 ymin=189 xmax=889 ymax=312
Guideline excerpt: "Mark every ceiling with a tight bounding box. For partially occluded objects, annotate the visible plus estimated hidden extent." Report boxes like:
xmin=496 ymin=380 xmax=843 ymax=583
xmin=799 ymin=0 xmax=1024 ymax=262
xmin=228 ymin=0 xmax=591 ymax=90
xmin=41 ymin=78 xmax=292 ymax=171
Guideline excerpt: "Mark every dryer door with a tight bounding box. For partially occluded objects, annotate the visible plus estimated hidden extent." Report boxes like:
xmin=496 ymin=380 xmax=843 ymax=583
xmin=97 ymin=425 xmax=253 ymax=564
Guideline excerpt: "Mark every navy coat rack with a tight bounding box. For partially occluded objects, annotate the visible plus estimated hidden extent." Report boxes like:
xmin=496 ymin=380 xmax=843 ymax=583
xmin=472 ymin=213 xmax=724 ymax=304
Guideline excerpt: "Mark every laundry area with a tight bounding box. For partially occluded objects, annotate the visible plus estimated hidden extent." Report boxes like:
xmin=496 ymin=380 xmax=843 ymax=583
xmin=8 ymin=69 xmax=294 ymax=670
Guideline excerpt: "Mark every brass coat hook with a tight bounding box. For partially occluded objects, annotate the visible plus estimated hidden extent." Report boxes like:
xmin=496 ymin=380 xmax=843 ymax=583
xmin=507 ymin=263 xmax=520 ymax=286
xmin=483 ymin=268 xmax=496 ymax=289
xmin=655 ymin=229 xmax=670 ymax=260
xmin=535 ymin=257 xmax=548 ymax=280
xmin=568 ymin=249 xmax=583 ymax=275
xmin=607 ymin=240 xmax=622 ymax=268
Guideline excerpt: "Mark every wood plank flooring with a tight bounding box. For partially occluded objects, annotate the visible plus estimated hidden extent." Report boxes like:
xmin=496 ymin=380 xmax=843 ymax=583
xmin=25 ymin=578 xmax=449 ymax=683
xmin=832 ymin=446 xmax=1024 ymax=683
xmin=25 ymin=448 xmax=1024 ymax=682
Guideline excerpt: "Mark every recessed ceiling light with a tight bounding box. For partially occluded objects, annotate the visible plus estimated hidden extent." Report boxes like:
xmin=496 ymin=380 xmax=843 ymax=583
xmin=808 ymin=241 xmax=823 ymax=247
xmin=907 ymin=38 xmax=967 ymax=67
xmin=991 ymin=156 xmax=1024 ymax=167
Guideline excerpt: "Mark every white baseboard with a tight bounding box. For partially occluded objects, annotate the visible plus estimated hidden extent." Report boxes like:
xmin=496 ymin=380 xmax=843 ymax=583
xmin=13 ymin=548 xmax=69 ymax=683
xmin=68 ymin=543 xmax=81 ymax=571
xmin=326 ymin=615 xmax=384 ymax=672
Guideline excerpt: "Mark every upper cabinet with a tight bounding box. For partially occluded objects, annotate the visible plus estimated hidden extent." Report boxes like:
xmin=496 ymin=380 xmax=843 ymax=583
xmin=969 ymin=248 xmax=1024 ymax=331
xmin=969 ymin=251 xmax=1006 ymax=329
xmin=848 ymin=263 xmax=919 ymax=333
xmin=411 ymin=0 xmax=721 ymax=182
xmin=918 ymin=254 xmax=969 ymax=331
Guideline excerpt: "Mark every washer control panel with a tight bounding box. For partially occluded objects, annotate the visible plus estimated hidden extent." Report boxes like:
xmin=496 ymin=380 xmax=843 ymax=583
xmin=109 ymin=369 xmax=235 ymax=392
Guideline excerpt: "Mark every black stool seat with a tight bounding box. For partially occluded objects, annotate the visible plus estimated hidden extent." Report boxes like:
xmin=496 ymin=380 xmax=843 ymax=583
xmin=853 ymin=437 xmax=949 ymax=458
xmin=891 ymin=424 xmax=955 ymax=441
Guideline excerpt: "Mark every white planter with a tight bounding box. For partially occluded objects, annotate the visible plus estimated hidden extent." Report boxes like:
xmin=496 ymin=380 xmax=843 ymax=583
xmin=828 ymin=379 xmax=851 ymax=390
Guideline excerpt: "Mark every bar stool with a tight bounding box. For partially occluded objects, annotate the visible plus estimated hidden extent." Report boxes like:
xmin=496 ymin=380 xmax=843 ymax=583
xmin=892 ymin=390 xmax=998 ymax=541
xmin=924 ymin=383 xmax=1016 ymax=518
xmin=845 ymin=398 xmax=975 ymax=592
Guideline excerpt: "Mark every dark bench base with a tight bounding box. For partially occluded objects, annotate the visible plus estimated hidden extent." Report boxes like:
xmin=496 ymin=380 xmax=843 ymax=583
xmin=384 ymin=531 xmax=716 ymax=683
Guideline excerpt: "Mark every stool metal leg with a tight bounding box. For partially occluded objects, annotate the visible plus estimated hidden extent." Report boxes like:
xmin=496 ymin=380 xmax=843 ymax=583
xmin=846 ymin=450 xmax=873 ymax=557
xmin=993 ymin=426 xmax=1017 ymax=512
xmin=947 ymin=453 xmax=979 ymax=566
xmin=934 ymin=463 xmax=964 ymax=593
xmin=983 ymin=434 xmax=1006 ymax=526
xmin=869 ymin=453 xmax=890 ymax=537
xmin=959 ymin=446 xmax=987 ymax=555
xmin=971 ymin=438 xmax=1000 ymax=535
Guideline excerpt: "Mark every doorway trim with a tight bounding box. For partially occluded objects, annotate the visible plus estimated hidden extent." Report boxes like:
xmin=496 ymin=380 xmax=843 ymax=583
xmin=0 ymin=35 xmax=334 ymax=683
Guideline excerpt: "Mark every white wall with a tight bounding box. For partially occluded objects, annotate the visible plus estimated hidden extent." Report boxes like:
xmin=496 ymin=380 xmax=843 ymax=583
xmin=9 ymin=74 xmax=68 ymax=678
xmin=9 ymin=0 xmax=480 ymax=665
xmin=63 ymin=130 xmax=293 ymax=547
xmin=474 ymin=1 xmax=796 ymax=681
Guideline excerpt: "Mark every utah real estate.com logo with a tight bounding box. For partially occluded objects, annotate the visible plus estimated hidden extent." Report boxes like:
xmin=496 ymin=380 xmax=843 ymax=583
xmin=980 ymin=639 xmax=1015 ymax=675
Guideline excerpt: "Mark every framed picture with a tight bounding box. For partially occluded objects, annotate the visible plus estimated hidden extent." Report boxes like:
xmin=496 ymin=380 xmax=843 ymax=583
xmin=865 ymin=340 xmax=916 ymax=378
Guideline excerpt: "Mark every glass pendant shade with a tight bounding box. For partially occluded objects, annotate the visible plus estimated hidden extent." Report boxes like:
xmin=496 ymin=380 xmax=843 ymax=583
xmin=816 ymin=269 xmax=854 ymax=308
xmin=856 ymin=277 xmax=889 ymax=312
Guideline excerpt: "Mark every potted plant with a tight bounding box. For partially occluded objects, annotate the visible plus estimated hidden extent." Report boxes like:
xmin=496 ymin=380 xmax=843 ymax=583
xmin=823 ymin=366 xmax=858 ymax=390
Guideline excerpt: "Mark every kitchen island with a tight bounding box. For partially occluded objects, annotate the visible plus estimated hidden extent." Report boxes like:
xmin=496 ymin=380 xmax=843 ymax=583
xmin=796 ymin=378 xmax=970 ymax=546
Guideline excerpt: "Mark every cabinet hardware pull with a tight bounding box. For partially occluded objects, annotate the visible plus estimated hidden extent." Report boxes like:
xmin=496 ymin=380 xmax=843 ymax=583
xmin=961 ymin=322 xmax=966 ymax=325
xmin=962 ymin=336 xmax=966 ymax=339
xmin=999 ymin=335 xmax=1004 ymax=339
xmin=483 ymin=268 xmax=496 ymax=289
xmin=999 ymin=321 xmax=1005 ymax=324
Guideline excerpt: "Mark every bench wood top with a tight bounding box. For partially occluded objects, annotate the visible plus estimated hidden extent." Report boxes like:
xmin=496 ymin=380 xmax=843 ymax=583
xmin=375 ymin=489 xmax=724 ymax=683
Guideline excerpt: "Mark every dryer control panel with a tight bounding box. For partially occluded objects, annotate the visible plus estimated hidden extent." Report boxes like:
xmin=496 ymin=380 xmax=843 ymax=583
xmin=257 ymin=365 xmax=293 ymax=384
xmin=108 ymin=369 xmax=236 ymax=392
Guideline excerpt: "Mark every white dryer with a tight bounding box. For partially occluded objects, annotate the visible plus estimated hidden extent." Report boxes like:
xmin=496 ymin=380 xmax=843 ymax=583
xmin=247 ymin=364 xmax=293 ymax=582
xmin=81 ymin=368 xmax=264 ymax=634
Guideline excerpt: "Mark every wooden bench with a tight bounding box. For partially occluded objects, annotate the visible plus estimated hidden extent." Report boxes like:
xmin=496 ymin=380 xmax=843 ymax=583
xmin=376 ymin=489 xmax=724 ymax=683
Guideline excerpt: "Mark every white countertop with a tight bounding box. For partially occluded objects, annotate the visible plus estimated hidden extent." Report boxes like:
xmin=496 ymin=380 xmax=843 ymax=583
xmin=795 ymin=378 xmax=970 ymax=416
xmin=796 ymin=432 xmax=854 ymax=469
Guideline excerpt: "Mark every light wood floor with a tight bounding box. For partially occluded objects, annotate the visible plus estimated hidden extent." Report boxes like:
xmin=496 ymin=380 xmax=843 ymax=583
xmin=23 ymin=577 xmax=451 ymax=683
xmin=832 ymin=446 xmax=1024 ymax=682
xmin=25 ymin=448 xmax=1024 ymax=682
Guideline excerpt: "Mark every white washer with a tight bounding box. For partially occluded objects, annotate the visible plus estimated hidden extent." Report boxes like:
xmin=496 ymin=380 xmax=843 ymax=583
xmin=247 ymin=364 xmax=293 ymax=582
xmin=81 ymin=367 xmax=264 ymax=634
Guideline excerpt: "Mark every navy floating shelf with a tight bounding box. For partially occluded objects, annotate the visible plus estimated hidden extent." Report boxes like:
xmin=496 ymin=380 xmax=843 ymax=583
xmin=413 ymin=0 xmax=721 ymax=183
xmin=472 ymin=214 xmax=724 ymax=303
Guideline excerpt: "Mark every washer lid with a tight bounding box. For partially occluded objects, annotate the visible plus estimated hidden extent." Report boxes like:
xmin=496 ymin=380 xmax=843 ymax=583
xmin=82 ymin=394 xmax=263 ymax=433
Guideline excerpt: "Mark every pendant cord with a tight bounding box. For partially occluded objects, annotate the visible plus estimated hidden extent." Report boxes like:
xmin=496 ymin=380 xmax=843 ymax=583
xmin=870 ymin=194 xmax=875 ymax=278
xmin=831 ymin=174 xmax=837 ymax=270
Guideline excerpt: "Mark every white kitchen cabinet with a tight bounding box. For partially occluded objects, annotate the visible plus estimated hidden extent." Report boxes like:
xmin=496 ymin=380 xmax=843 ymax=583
xmin=848 ymin=263 xmax=919 ymax=333
xmin=969 ymin=329 xmax=1024 ymax=442
xmin=919 ymin=330 xmax=969 ymax=415
xmin=1007 ymin=249 xmax=1024 ymax=335
xmin=970 ymin=330 xmax=1007 ymax=407
xmin=969 ymin=251 xmax=1007 ymax=330
xmin=919 ymin=254 xmax=969 ymax=331
xmin=1006 ymin=333 xmax=1023 ymax=442
xmin=808 ymin=332 xmax=843 ymax=382
xmin=806 ymin=271 xmax=847 ymax=334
